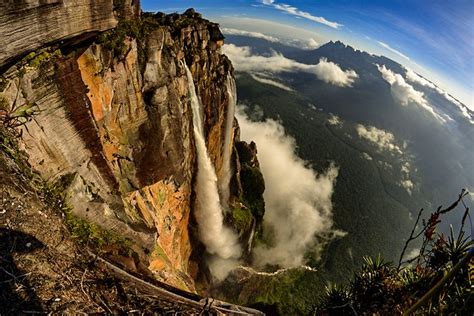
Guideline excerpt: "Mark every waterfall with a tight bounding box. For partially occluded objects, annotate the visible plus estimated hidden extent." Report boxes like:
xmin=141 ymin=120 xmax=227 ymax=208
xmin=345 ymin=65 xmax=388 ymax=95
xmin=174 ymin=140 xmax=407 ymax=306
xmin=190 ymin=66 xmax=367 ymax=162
xmin=184 ymin=64 xmax=241 ymax=260
xmin=218 ymin=74 xmax=237 ymax=210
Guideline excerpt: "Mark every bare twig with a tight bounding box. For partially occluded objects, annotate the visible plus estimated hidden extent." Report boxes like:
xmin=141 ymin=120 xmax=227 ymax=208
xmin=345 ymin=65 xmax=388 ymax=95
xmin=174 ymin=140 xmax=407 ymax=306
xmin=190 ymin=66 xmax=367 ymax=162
xmin=438 ymin=189 xmax=468 ymax=214
xmin=0 ymin=266 xmax=18 ymax=280
xmin=96 ymin=294 xmax=113 ymax=314
xmin=398 ymin=208 xmax=424 ymax=269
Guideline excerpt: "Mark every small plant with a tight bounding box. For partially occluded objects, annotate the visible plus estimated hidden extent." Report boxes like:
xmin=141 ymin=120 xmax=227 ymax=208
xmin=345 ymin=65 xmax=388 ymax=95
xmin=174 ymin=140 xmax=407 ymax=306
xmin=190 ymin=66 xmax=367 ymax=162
xmin=97 ymin=20 xmax=141 ymax=60
xmin=64 ymin=210 xmax=132 ymax=255
xmin=1 ymin=101 xmax=38 ymax=129
xmin=363 ymin=253 xmax=389 ymax=271
xmin=20 ymin=48 xmax=62 ymax=69
xmin=316 ymin=284 xmax=353 ymax=314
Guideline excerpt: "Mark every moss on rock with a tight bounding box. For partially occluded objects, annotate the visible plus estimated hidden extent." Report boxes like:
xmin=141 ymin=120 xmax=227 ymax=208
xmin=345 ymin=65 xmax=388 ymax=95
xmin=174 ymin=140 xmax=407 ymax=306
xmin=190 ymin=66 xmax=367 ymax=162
xmin=240 ymin=164 xmax=265 ymax=220
xmin=232 ymin=207 xmax=253 ymax=232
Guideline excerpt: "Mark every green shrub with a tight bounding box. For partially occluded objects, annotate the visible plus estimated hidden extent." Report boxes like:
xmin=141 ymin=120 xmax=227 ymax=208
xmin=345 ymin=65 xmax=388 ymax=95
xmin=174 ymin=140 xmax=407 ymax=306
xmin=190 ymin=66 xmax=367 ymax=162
xmin=232 ymin=207 xmax=253 ymax=232
xmin=65 ymin=210 xmax=132 ymax=255
xmin=240 ymin=164 xmax=265 ymax=219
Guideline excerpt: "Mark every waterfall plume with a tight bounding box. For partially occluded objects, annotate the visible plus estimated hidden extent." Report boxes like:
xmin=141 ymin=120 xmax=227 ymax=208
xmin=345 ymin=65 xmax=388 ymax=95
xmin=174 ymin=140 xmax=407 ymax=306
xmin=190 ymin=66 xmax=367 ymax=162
xmin=184 ymin=64 xmax=241 ymax=271
xmin=218 ymin=74 xmax=237 ymax=211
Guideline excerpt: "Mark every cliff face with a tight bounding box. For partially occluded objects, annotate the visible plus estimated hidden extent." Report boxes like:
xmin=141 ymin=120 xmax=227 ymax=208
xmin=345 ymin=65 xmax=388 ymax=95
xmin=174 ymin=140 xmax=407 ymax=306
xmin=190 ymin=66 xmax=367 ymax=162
xmin=0 ymin=6 xmax=263 ymax=292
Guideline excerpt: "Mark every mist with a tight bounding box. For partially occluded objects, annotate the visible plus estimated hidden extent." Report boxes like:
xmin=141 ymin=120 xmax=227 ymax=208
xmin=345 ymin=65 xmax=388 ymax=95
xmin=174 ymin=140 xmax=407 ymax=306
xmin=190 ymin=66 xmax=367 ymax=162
xmin=236 ymin=107 xmax=345 ymax=268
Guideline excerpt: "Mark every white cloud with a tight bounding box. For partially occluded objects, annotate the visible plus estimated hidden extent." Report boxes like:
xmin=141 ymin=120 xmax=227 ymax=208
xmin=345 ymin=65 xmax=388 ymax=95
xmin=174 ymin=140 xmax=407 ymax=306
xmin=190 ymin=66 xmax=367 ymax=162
xmin=356 ymin=124 xmax=403 ymax=155
xmin=327 ymin=114 xmax=342 ymax=126
xmin=236 ymin=107 xmax=345 ymax=268
xmin=314 ymin=58 xmax=358 ymax=87
xmin=377 ymin=64 xmax=447 ymax=123
xmin=260 ymin=0 xmax=342 ymax=29
xmin=378 ymin=41 xmax=410 ymax=60
xmin=401 ymin=161 xmax=410 ymax=175
xmin=357 ymin=123 xmax=415 ymax=194
xmin=223 ymin=44 xmax=358 ymax=87
xmin=250 ymin=73 xmax=294 ymax=91
xmin=223 ymin=44 xmax=296 ymax=72
xmin=399 ymin=161 xmax=415 ymax=195
xmin=284 ymin=38 xmax=321 ymax=50
xmin=299 ymin=38 xmax=319 ymax=49
xmin=405 ymin=68 xmax=436 ymax=89
xmin=405 ymin=68 xmax=474 ymax=125
xmin=401 ymin=179 xmax=414 ymax=195
xmin=221 ymin=27 xmax=279 ymax=42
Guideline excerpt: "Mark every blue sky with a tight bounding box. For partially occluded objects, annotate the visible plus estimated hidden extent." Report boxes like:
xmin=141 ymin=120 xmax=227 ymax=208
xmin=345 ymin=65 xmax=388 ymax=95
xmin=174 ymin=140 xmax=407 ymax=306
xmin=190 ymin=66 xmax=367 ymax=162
xmin=142 ymin=0 xmax=474 ymax=108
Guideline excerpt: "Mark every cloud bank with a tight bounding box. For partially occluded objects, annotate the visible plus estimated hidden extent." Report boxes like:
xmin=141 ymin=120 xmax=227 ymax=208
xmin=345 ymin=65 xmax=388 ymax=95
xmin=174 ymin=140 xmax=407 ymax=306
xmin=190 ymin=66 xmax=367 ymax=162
xmin=261 ymin=0 xmax=342 ymax=29
xmin=223 ymin=44 xmax=358 ymax=87
xmin=221 ymin=27 xmax=279 ymax=42
xmin=293 ymin=37 xmax=320 ymax=50
xmin=377 ymin=65 xmax=446 ymax=123
xmin=236 ymin=107 xmax=344 ymax=268
xmin=405 ymin=68 xmax=474 ymax=125
xmin=221 ymin=27 xmax=320 ymax=50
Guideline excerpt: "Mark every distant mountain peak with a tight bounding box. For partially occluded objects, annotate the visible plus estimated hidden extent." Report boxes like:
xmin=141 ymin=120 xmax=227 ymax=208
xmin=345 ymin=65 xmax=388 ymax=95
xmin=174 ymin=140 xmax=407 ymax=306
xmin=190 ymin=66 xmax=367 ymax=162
xmin=318 ymin=40 xmax=358 ymax=54
xmin=324 ymin=40 xmax=346 ymax=47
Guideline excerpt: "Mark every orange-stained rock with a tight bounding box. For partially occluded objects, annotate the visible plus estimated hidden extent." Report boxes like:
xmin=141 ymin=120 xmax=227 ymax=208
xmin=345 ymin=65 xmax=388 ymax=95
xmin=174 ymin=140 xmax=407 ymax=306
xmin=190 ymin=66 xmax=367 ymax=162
xmin=125 ymin=180 xmax=192 ymax=274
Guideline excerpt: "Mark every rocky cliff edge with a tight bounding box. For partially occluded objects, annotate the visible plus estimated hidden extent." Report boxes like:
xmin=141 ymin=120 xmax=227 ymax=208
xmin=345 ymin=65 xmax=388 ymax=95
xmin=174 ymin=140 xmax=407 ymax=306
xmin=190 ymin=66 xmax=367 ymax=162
xmin=0 ymin=5 xmax=264 ymax=293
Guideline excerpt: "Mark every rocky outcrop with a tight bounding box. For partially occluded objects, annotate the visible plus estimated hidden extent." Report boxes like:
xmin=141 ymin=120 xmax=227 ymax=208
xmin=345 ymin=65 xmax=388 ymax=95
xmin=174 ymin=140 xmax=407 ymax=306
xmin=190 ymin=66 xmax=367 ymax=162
xmin=230 ymin=130 xmax=265 ymax=258
xmin=0 ymin=7 xmax=260 ymax=292
xmin=0 ymin=0 xmax=140 ymax=70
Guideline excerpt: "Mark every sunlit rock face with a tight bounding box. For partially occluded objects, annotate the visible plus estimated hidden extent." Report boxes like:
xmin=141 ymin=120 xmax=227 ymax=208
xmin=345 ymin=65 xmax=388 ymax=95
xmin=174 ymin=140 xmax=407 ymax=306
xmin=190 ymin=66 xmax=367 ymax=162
xmin=0 ymin=7 xmax=255 ymax=291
